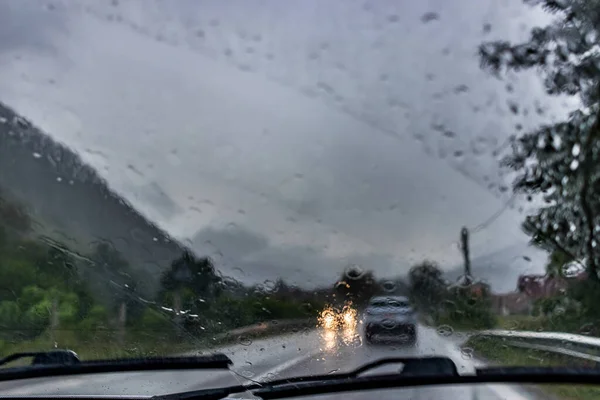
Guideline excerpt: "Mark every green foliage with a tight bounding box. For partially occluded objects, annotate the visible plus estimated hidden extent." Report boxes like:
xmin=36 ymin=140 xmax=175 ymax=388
xmin=479 ymin=0 xmax=600 ymax=278
xmin=408 ymin=260 xmax=496 ymax=329
xmin=408 ymin=261 xmax=446 ymax=317
xmin=333 ymin=267 xmax=380 ymax=307
xmin=441 ymin=286 xmax=497 ymax=330
xmin=0 ymin=192 xmax=328 ymax=357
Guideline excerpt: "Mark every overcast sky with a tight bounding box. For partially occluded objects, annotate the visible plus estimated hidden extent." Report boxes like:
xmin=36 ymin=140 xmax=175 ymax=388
xmin=0 ymin=0 xmax=575 ymax=289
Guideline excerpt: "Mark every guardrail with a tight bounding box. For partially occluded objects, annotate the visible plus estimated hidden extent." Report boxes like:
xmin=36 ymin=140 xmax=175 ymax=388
xmin=473 ymin=329 xmax=600 ymax=362
xmin=212 ymin=318 xmax=315 ymax=342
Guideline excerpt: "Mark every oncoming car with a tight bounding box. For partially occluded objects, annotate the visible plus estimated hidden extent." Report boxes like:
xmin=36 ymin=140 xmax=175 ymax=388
xmin=364 ymin=296 xmax=417 ymax=345
xmin=319 ymin=302 xmax=358 ymax=331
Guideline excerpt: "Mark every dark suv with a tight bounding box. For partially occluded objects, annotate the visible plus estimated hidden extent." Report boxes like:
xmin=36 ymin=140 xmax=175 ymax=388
xmin=363 ymin=296 xmax=417 ymax=345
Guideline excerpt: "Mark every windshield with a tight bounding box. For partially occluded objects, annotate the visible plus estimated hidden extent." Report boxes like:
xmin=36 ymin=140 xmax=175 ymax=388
xmin=1 ymin=0 xmax=599 ymax=399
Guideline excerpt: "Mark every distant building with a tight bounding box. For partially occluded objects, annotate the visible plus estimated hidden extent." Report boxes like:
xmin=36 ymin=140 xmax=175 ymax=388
xmin=491 ymin=265 xmax=587 ymax=315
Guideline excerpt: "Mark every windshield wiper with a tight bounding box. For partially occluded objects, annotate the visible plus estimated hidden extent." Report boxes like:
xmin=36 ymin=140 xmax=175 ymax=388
xmin=5 ymin=354 xmax=600 ymax=400
xmin=0 ymin=350 xmax=232 ymax=382
xmin=156 ymin=356 xmax=600 ymax=400
xmin=155 ymin=356 xmax=459 ymax=400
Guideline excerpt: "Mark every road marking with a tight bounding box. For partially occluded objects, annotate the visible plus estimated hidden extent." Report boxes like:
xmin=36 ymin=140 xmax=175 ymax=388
xmin=251 ymin=350 xmax=322 ymax=383
xmin=441 ymin=339 xmax=532 ymax=400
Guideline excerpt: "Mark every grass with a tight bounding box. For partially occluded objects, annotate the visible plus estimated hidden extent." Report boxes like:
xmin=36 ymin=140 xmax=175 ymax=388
xmin=496 ymin=315 xmax=546 ymax=331
xmin=466 ymin=335 xmax=600 ymax=400
xmin=0 ymin=320 xmax=316 ymax=365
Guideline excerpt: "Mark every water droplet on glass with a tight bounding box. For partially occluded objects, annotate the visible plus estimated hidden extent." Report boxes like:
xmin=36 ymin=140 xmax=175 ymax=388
xmin=241 ymin=369 xmax=255 ymax=378
xmin=437 ymin=325 xmax=454 ymax=337
xmin=454 ymin=84 xmax=469 ymax=93
xmin=238 ymin=335 xmax=252 ymax=346
xmin=421 ymin=12 xmax=439 ymax=23
xmin=461 ymin=347 xmax=474 ymax=360
xmin=382 ymin=280 xmax=397 ymax=292
xmin=570 ymin=159 xmax=579 ymax=170
xmin=344 ymin=265 xmax=365 ymax=280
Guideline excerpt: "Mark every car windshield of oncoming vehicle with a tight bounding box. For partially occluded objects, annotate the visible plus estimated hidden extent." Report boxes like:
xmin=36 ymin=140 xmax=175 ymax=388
xmin=370 ymin=299 xmax=409 ymax=309
xmin=2 ymin=0 xmax=600 ymax=399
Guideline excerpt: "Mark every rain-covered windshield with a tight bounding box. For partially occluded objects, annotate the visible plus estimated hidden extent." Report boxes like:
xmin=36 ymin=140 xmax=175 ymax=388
xmin=1 ymin=0 xmax=600 ymax=399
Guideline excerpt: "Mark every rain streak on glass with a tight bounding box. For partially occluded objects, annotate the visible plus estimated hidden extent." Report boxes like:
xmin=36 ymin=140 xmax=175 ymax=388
xmin=2 ymin=0 xmax=600 ymax=397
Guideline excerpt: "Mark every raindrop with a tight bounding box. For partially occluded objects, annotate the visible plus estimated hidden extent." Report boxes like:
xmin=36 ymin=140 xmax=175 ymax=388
xmin=508 ymin=101 xmax=519 ymax=114
xmin=579 ymin=323 xmax=594 ymax=335
xmin=238 ymin=335 xmax=252 ymax=346
xmin=421 ymin=12 xmax=439 ymax=23
xmin=461 ymin=347 xmax=474 ymax=360
xmin=264 ymin=372 xmax=278 ymax=380
xmin=483 ymin=23 xmax=492 ymax=34
xmin=344 ymin=265 xmax=365 ymax=280
xmin=523 ymin=256 xmax=532 ymax=262
xmin=32 ymin=152 xmax=42 ymax=159
xmin=443 ymin=130 xmax=456 ymax=138
xmin=240 ymin=370 xmax=255 ymax=378
xmin=382 ymin=319 xmax=397 ymax=329
xmin=381 ymin=280 xmax=397 ymax=292
xmin=454 ymin=84 xmax=469 ymax=93
xmin=436 ymin=325 xmax=454 ymax=337
xmin=572 ymin=143 xmax=581 ymax=156
xmin=570 ymin=159 xmax=579 ymax=171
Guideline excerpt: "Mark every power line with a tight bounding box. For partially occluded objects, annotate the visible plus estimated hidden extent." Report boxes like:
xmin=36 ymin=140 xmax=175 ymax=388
xmin=469 ymin=192 xmax=517 ymax=234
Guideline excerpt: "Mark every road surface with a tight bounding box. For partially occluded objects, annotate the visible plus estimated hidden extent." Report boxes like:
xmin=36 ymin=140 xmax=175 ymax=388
xmin=0 ymin=324 xmax=541 ymax=399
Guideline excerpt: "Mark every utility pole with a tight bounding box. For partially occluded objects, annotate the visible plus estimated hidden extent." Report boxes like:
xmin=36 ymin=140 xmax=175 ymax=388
xmin=460 ymin=226 xmax=473 ymax=285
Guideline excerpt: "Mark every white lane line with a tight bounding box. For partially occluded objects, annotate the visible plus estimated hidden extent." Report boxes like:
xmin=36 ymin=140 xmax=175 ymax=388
xmin=251 ymin=350 xmax=322 ymax=383
xmin=441 ymin=339 xmax=533 ymax=400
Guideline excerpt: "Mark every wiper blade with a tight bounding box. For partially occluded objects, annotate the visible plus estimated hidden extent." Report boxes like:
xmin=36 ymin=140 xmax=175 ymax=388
xmin=156 ymin=356 xmax=458 ymax=400
xmin=0 ymin=350 xmax=81 ymax=367
xmin=158 ymin=357 xmax=600 ymax=400
xmin=0 ymin=350 xmax=232 ymax=382
xmin=253 ymin=366 xmax=600 ymax=399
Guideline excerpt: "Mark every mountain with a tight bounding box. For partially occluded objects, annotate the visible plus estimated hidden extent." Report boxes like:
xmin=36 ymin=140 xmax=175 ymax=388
xmin=0 ymin=102 xmax=187 ymax=295
xmin=443 ymin=243 xmax=548 ymax=293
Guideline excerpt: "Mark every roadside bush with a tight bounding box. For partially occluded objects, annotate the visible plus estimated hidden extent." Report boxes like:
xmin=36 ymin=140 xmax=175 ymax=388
xmin=436 ymin=286 xmax=496 ymax=330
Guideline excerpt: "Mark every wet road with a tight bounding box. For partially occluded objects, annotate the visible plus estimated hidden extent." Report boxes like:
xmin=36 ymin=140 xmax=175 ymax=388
xmin=0 ymin=324 xmax=540 ymax=399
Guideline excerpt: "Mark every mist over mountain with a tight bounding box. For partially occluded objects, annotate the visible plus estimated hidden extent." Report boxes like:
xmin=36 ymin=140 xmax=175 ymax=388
xmin=0 ymin=102 xmax=187 ymax=295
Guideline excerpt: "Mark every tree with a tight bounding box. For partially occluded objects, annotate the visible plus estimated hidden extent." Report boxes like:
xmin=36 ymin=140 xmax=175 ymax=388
xmin=0 ymin=194 xmax=31 ymax=235
xmin=479 ymin=0 xmax=600 ymax=279
xmin=408 ymin=261 xmax=446 ymax=314
xmin=546 ymin=249 xmax=574 ymax=278
xmin=160 ymin=251 xmax=222 ymax=299
xmin=90 ymin=243 xmax=143 ymax=322
xmin=334 ymin=265 xmax=379 ymax=306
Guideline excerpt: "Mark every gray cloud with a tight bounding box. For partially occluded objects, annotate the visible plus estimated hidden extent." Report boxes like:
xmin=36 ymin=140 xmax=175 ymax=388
xmin=191 ymin=225 xmax=400 ymax=288
xmin=0 ymin=0 xmax=556 ymax=289
xmin=0 ymin=2 xmax=67 ymax=55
